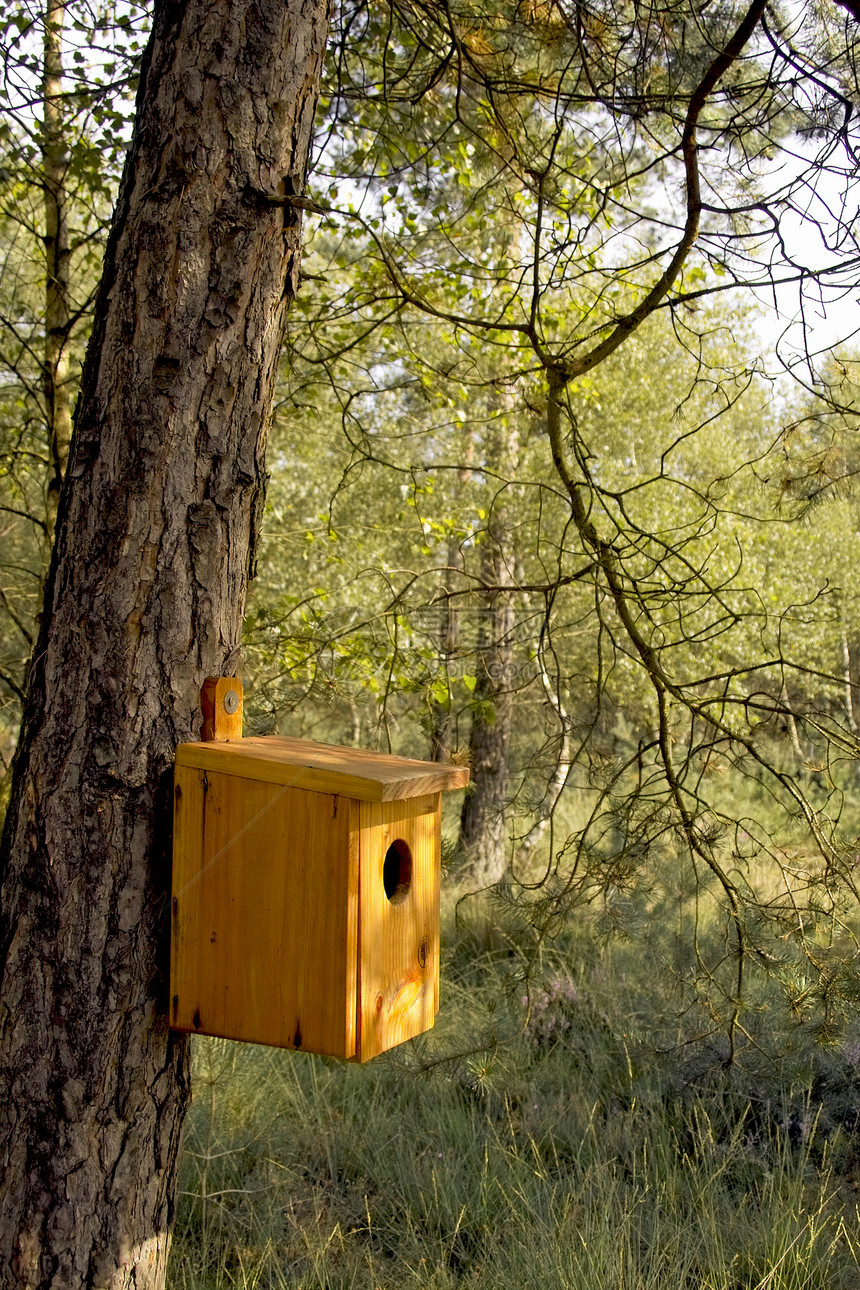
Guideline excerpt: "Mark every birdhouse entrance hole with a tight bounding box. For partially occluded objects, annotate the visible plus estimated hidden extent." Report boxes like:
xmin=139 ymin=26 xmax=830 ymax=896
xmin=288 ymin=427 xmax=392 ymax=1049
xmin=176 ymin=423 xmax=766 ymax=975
xmin=171 ymin=721 xmax=470 ymax=1060
xmin=383 ymin=839 xmax=412 ymax=904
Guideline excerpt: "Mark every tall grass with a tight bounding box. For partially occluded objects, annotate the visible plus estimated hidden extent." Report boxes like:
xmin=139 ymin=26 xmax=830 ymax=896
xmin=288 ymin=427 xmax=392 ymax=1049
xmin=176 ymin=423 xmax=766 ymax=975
xmin=168 ymin=902 xmax=860 ymax=1289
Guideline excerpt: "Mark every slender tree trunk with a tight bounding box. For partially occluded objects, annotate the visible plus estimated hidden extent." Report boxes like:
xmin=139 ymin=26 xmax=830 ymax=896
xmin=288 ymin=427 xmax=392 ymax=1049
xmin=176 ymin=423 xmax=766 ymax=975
xmin=428 ymin=439 xmax=475 ymax=763
xmin=840 ymin=600 xmax=857 ymax=734
xmin=459 ymin=398 xmax=519 ymax=885
xmin=0 ymin=0 xmax=327 ymax=1285
xmin=779 ymin=679 xmax=804 ymax=759
xmin=42 ymin=0 xmax=72 ymax=551
xmin=428 ymin=537 xmax=463 ymax=762
xmin=459 ymin=582 xmax=514 ymax=885
xmin=518 ymin=662 xmax=572 ymax=861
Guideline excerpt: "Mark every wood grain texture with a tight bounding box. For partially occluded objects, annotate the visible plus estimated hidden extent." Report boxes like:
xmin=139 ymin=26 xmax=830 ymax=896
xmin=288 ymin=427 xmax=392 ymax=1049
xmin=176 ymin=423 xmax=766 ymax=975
xmin=0 ymin=0 xmax=328 ymax=1282
xmin=201 ymin=677 xmax=244 ymax=742
xmin=176 ymin=734 xmax=470 ymax=800
xmin=356 ymin=794 xmax=441 ymax=1061
xmin=172 ymin=769 xmax=441 ymax=1063
xmin=171 ymin=771 xmax=358 ymax=1057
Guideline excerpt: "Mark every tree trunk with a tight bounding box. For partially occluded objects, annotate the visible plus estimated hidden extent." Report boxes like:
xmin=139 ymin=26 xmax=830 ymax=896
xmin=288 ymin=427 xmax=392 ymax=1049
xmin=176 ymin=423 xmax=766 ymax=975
xmin=427 ymin=439 xmax=474 ymax=763
xmin=459 ymin=399 xmax=519 ymax=886
xmin=428 ymin=537 xmax=463 ymax=763
xmin=517 ymin=662 xmax=572 ymax=863
xmin=0 ymin=0 xmax=327 ymax=1284
xmin=779 ymin=678 xmax=804 ymax=760
xmin=42 ymin=0 xmax=72 ymax=551
xmin=840 ymin=599 xmax=857 ymax=734
xmin=459 ymin=582 xmax=514 ymax=885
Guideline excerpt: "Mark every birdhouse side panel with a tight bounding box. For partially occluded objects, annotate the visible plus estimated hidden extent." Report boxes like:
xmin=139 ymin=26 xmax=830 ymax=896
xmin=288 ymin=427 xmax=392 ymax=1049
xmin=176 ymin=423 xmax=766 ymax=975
xmin=356 ymin=793 xmax=441 ymax=1061
xmin=171 ymin=768 xmax=359 ymax=1057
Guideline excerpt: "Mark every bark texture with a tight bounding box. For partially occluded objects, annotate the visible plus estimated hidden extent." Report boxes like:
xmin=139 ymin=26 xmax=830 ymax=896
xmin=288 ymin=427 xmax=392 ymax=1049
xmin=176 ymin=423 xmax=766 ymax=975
xmin=459 ymin=404 xmax=519 ymax=886
xmin=0 ymin=0 xmax=328 ymax=1284
xmin=458 ymin=583 xmax=514 ymax=886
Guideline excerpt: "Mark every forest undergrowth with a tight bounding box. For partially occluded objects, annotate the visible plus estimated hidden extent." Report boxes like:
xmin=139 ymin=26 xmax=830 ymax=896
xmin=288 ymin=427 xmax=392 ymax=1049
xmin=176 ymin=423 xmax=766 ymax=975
xmin=168 ymin=794 xmax=860 ymax=1290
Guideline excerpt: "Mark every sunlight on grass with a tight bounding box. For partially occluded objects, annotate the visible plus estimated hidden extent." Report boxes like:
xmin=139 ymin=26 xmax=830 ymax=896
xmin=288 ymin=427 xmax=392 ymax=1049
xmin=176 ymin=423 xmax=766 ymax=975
xmin=168 ymin=892 xmax=860 ymax=1289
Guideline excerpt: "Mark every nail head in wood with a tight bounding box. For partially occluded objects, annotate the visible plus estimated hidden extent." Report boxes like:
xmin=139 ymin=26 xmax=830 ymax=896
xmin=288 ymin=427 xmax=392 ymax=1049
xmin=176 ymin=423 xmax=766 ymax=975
xmin=170 ymin=733 xmax=469 ymax=1060
xmin=201 ymin=676 xmax=243 ymax=742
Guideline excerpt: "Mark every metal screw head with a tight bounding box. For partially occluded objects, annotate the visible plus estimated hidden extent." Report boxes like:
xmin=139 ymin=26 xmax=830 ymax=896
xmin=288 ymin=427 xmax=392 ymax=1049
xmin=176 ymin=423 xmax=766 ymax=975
xmin=223 ymin=689 xmax=240 ymax=715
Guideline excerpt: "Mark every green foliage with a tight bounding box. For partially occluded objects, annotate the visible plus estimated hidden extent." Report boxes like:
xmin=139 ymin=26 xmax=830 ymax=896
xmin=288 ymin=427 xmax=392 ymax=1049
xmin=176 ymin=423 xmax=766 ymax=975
xmin=253 ymin=0 xmax=860 ymax=1037
xmin=257 ymin=258 xmax=860 ymax=1045
xmin=0 ymin=1 xmax=147 ymax=774
xmin=4 ymin=0 xmax=860 ymax=1199
xmin=4 ymin=3 xmax=860 ymax=1283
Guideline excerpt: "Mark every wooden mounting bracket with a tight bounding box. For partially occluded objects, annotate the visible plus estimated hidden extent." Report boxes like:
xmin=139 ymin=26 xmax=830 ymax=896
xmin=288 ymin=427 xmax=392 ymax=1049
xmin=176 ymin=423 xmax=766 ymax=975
xmin=201 ymin=677 xmax=243 ymax=742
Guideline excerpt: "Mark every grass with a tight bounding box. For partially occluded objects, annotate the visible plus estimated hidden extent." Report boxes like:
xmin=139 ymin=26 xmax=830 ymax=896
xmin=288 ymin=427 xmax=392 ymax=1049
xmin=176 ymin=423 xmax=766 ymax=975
xmin=167 ymin=896 xmax=860 ymax=1289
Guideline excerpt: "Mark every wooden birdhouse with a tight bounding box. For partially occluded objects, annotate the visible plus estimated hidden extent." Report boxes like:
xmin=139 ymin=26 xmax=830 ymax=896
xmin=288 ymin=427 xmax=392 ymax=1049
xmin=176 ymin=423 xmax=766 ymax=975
xmin=170 ymin=682 xmax=469 ymax=1061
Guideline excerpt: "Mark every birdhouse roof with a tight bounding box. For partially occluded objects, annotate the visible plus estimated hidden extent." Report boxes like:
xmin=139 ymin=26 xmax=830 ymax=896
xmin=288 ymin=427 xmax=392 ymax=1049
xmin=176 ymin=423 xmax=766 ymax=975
xmin=174 ymin=734 xmax=470 ymax=801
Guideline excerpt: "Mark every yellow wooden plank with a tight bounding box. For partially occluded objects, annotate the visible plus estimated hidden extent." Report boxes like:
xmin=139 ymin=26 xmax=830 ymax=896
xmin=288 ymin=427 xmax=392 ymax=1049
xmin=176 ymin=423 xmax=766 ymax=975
xmin=175 ymin=735 xmax=469 ymax=801
xmin=201 ymin=676 xmax=243 ymax=741
xmin=170 ymin=771 xmax=358 ymax=1057
xmin=356 ymin=793 xmax=441 ymax=1061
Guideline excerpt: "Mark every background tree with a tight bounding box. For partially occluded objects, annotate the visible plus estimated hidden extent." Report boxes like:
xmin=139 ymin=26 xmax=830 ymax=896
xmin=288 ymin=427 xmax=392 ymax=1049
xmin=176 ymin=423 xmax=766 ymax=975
xmin=4 ymin=0 xmax=860 ymax=1279
xmin=0 ymin=0 xmax=328 ymax=1283
xmin=261 ymin=0 xmax=860 ymax=1058
xmin=0 ymin=0 xmax=144 ymax=775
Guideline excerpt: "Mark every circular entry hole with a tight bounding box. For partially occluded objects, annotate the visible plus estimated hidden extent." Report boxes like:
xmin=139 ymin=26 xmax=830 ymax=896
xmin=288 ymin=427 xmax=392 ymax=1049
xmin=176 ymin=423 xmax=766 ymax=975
xmin=383 ymin=839 xmax=413 ymax=904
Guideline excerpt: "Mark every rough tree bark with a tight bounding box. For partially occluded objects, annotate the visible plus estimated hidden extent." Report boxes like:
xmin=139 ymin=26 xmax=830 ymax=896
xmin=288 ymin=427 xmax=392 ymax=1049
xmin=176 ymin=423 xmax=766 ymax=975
xmin=458 ymin=580 xmax=514 ymax=886
xmin=459 ymin=399 xmax=519 ymax=886
xmin=0 ymin=0 xmax=328 ymax=1284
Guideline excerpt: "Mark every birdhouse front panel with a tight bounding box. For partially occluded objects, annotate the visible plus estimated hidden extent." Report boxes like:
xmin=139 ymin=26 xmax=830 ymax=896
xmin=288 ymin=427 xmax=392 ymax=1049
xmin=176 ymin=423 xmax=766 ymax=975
xmin=171 ymin=734 xmax=469 ymax=1060
xmin=356 ymin=794 xmax=441 ymax=1062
